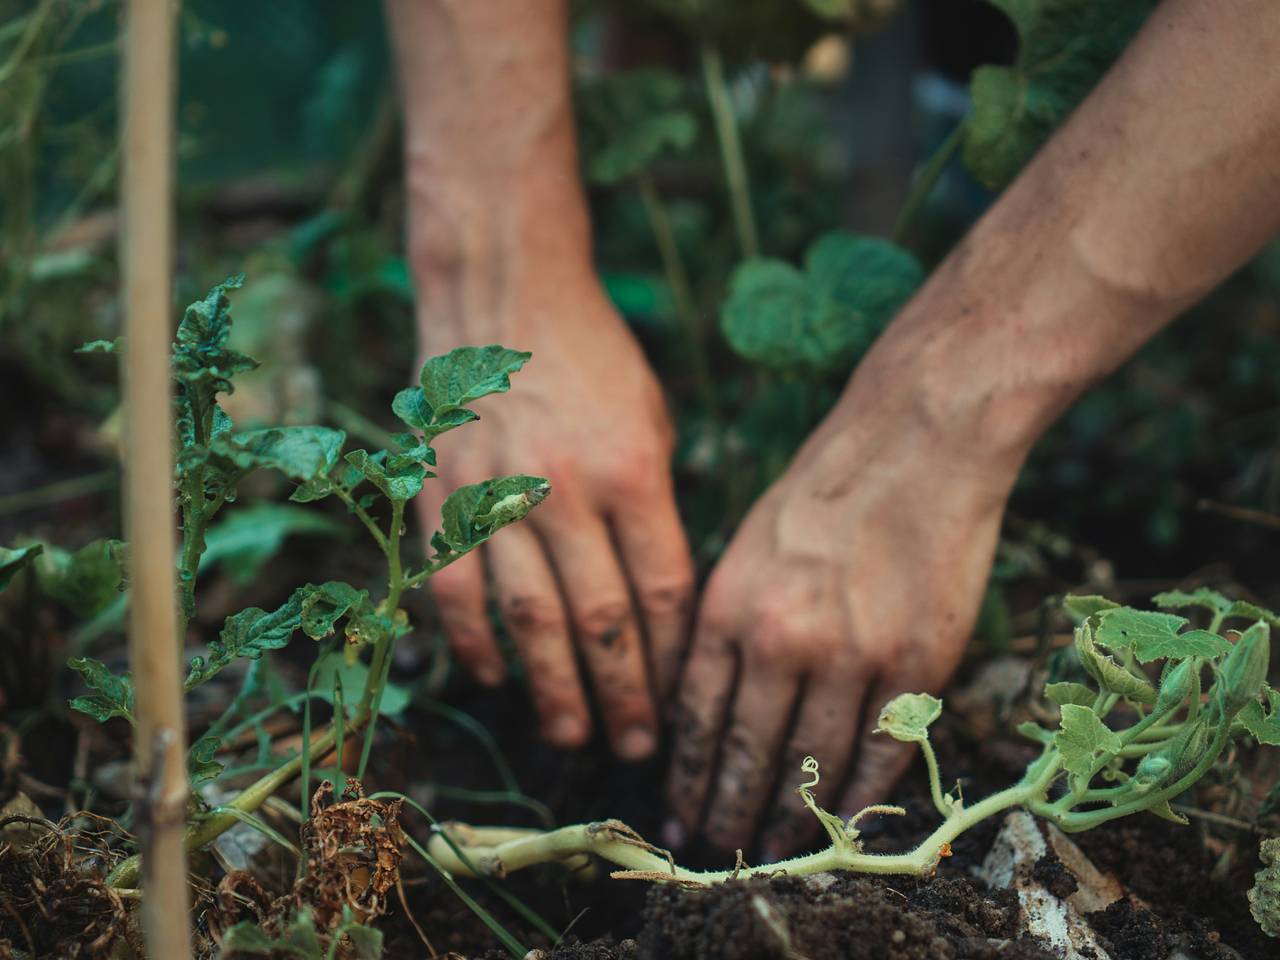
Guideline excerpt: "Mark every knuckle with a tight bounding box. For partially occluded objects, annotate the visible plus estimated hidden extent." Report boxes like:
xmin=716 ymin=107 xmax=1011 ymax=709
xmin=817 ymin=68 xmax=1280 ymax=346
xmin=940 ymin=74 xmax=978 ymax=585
xmin=574 ymin=599 xmax=633 ymax=646
xmin=500 ymin=594 xmax=565 ymax=634
xmin=637 ymin=579 xmax=695 ymax=623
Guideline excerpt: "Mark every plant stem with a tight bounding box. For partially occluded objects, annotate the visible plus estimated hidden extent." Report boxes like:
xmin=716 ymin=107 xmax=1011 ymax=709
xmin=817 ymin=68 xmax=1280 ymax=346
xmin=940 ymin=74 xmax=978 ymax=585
xmin=918 ymin=739 xmax=952 ymax=817
xmin=357 ymin=499 xmax=405 ymax=780
xmin=108 ymin=707 xmax=371 ymax=889
xmin=700 ymin=43 xmax=759 ymax=258
xmin=634 ymin=171 xmax=718 ymax=418
xmin=890 ymin=119 xmax=966 ymax=246
xmin=430 ymin=762 xmax=1058 ymax=885
xmin=0 ymin=467 xmax=115 ymax=517
xmin=335 ymin=487 xmax=389 ymax=553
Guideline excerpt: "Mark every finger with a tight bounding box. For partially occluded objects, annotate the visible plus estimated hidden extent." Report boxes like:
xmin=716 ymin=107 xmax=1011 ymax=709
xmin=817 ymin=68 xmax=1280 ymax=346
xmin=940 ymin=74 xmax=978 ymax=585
xmin=760 ymin=671 xmax=866 ymax=861
xmin=487 ymin=524 xmax=591 ymax=749
xmin=426 ymin=553 xmax=505 ymax=687
xmin=701 ymin=663 xmax=799 ymax=852
xmin=542 ymin=512 xmax=658 ymax=761
xmin=665 ymin=627 xmax=736 ymax=843
xmin=610 ymin=486 xmax=695 ymax=704
xmin=839 ymin=680 xmax=921 ymax=817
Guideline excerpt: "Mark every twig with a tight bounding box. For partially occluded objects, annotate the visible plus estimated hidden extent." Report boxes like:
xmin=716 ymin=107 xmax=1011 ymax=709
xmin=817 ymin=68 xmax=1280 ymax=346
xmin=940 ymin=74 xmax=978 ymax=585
xmin=891 ymin=120 xmax=966 ymax=246
xmin=1198 ymin=498 xmax=1280 ymax=531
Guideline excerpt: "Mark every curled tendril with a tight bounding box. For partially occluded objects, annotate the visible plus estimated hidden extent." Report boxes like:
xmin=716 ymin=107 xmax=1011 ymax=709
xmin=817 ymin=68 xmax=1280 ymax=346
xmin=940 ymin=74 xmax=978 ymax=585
xmin=799 ymin=756 xmax=821 ymax=790
xmin=795 ymin=757 xmax=856 ymax=852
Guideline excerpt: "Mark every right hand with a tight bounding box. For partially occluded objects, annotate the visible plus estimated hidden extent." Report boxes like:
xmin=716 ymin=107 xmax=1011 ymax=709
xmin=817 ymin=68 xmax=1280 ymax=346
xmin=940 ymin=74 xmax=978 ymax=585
xmin=414 ymin=270 xmax=695 ymax=761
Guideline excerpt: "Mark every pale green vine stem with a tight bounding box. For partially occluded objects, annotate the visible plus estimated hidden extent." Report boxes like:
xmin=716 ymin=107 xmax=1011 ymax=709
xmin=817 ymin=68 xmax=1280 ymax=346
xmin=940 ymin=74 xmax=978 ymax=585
xmin=428 ymin=755 xmax=1063 ymax=885
xmin=700 ymin=43 xmax=759 ymax=258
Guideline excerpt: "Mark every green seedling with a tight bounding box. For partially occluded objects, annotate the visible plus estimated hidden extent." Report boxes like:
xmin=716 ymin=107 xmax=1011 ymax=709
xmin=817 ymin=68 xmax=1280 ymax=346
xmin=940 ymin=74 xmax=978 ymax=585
xmin=428 ymin=590 xmax=1279 ymax=888
xmin=38 ymin=277 xmax=549 ymax=899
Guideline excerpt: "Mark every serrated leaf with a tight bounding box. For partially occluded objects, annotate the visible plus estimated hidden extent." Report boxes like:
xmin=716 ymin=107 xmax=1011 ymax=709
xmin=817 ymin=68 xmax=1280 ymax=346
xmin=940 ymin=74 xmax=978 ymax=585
xmin=963 ymin=0 xmax=1158 ymax=189
xmin=1074 ymin=623 xmax=1157 ymax=704
xmin=1062 ymin=594 xmax=1120 ymax=623
xmin=874 ymin=692 xmax=942 ymax=743
xmin=34 ymin=539 xmax=126 ymax=618
xmin=1224 ymin=600 xmax=1280 ymax=629
xmin=210 ymin=426 xmax=347 ymax=482
xmin=0 ymin=543 xmax=43 ymax=591
xmin=1239 ymin=686 xmax=1280 ymax=747
xmin=222 ymin=908 xmax=324 ymax=958
xmin=576 ymin=68 xmax=698 ymax=184
xmin=1094 ymin=608 xmax=1187 ymax=653
xmin=344 ymin=449 xmax=426 ymax=503
xmin=1096 ymin=608 xmax=1229 ymax=663
xmin=186 ymin=594 xmax=304 ymax=689
xmin=1054 ymin=703 xmax=1122 ymax=778
xmin=67 ymin=657 xmax=134 ymax=724
xmin=418 ymin=346 xmax=531 ymax=419
xmin=1045 ymin=681 xmax=1096 ymax=708
xmin=439 ymin=475 xmax=551 ymax=553
xmin=188 ymin=735 xmax=224 ymax=785
xmin=297 ymin=581 xmax=373 ymax=641
xmin=720 ymin=231 xmax=922 ymax=374
xmin=1151 ymin=587 xmax=1232 ymax=615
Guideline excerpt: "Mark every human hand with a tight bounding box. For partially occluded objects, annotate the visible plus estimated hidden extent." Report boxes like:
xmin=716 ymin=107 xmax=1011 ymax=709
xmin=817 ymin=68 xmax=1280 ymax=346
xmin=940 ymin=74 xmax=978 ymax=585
xmin=415 ymin=271 xmax=695 ymax=761
xmin=665 ymin=359 xmax=1021 ymax=859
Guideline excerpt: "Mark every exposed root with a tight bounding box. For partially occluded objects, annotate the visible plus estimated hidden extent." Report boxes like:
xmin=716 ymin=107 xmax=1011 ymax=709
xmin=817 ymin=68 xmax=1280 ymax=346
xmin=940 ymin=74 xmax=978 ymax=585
xmin=0 ymin=810 xmax=134 ymax=958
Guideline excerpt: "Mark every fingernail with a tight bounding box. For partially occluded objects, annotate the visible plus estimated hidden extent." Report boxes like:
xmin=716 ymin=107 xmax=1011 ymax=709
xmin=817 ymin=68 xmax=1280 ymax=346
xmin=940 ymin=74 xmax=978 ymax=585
xmin=547 ymin=715 xmax=586 ymax=747
xmin=662 ymin=818 xmax=686 ymax=849
xmin=618 ymin=726 xmax=657 ymax=761
xmin=475 ymin=664 xmax=504 ymax=687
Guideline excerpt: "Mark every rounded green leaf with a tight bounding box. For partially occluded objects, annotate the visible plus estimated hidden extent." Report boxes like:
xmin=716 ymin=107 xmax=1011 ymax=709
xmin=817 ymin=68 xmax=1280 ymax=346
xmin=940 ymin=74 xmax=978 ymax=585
xmin=720 ymin=231 xmax=922 ymax=374
xmin=874 ymin=692 xmax=942 ymax=743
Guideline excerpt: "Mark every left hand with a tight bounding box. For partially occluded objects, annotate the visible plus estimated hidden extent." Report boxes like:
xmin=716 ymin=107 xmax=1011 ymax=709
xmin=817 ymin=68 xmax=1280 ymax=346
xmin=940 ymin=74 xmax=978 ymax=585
xmin=664 ymin=375 xmax=1018 ymax=860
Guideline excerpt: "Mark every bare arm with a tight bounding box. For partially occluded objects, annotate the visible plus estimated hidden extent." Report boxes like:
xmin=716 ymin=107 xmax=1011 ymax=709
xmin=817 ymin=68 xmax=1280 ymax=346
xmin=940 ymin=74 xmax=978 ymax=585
xmin=668 ymin=0 xmax=1280 ymax=856
xmin=386 ymin=0 xmax=694 ymax=760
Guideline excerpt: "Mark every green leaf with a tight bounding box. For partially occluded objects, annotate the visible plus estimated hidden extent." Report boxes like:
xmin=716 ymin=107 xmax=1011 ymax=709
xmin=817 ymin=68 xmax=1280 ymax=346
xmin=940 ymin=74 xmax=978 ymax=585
xmin=873 ymin=692 xmax=943 ymax=744
xmin=1239 ymin=685 xmax=1280 ymax=747
xmin=67 ymin=657 xmax=134 ymax=725
xmin=439 ymin=475 xmax=551 ymax=552
xmin=222 ymin=908 xmax=325 ymax=958
xmin=1062 ymin=594 xmax=1120 ymax=623
xmin=418 ymin=345 xmax=531 ymax=419
xmin=1224 ymin=600 xmax=1280 ymax=629
xmin=963 ymin=0 xmax=1158 ymax=189
xmin=34 ymin=539 xmax=126 ymax=618
xmin=344 ymin=449 xmax=426 ymax=503
xmin=1054 ymin=703 xmax=1122 ymax=778
xmin=1095 ymin=608 xmax=1229 ymax=663
xmin=576 ymin=69 xmax=698 ymax=184
xmin=297 ymin=581 xmax=375 ymax=641
xmin=391 ymin=386 xmax=433 ymax=431
xmin=1016 ymin=720 xmax=1054 ymax=744
xmin=1045 ymin=681 xmax=1096 ymax=708
xmin=201 ymin=504 xmax=346 ymax=584
xmin=1151 ymin=587 xmax=1232 ymax=615
xmin=188 ymin=735 xmax=224 ymax=785
xmin=76 ymin=337 xmax=125 ymax=354
xmin=1074 ymin=623 xmax=1157 ymax=704
xmin=0 ymin=543 xmax=43 ymax=591
xmin=314 ymin=654 xmax=411 ymax=718
xmin=186 ymin=594 xmax=304 ymax=689
xmin=1249 ymin=837 xmax=1280 ymax=939
xmin=210 ymin=426 xmax=347 ymax=482
xmin=720 ymin=231 xmax=923 ymax=374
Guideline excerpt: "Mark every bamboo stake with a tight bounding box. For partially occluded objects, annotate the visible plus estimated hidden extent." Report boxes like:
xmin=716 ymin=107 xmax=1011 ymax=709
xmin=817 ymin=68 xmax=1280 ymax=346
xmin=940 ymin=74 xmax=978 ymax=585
xmin=120 ymin=1 xmax=192 ymax=958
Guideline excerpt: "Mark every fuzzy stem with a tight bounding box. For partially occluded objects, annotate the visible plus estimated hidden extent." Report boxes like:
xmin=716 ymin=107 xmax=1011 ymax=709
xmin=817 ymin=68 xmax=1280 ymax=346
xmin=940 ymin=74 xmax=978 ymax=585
xmin=428 ymin=759 xmax=1060 ymax=885
xmin=918 ymin=739 xmax=953 ymax=817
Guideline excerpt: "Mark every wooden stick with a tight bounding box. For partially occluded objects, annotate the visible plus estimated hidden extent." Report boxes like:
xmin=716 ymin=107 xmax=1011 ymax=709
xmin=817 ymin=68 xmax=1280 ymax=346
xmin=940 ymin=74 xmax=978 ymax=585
xmin=120 ymin=0 xmax=192 ymax=957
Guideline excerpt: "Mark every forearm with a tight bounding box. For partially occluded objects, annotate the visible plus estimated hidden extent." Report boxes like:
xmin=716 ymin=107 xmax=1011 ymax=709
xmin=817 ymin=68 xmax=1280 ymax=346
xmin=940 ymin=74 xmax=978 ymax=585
xmin=844 ymin=0 xmax=1280 ymax=474
xmin=384 ymin=0 xmax=594 ymax=342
